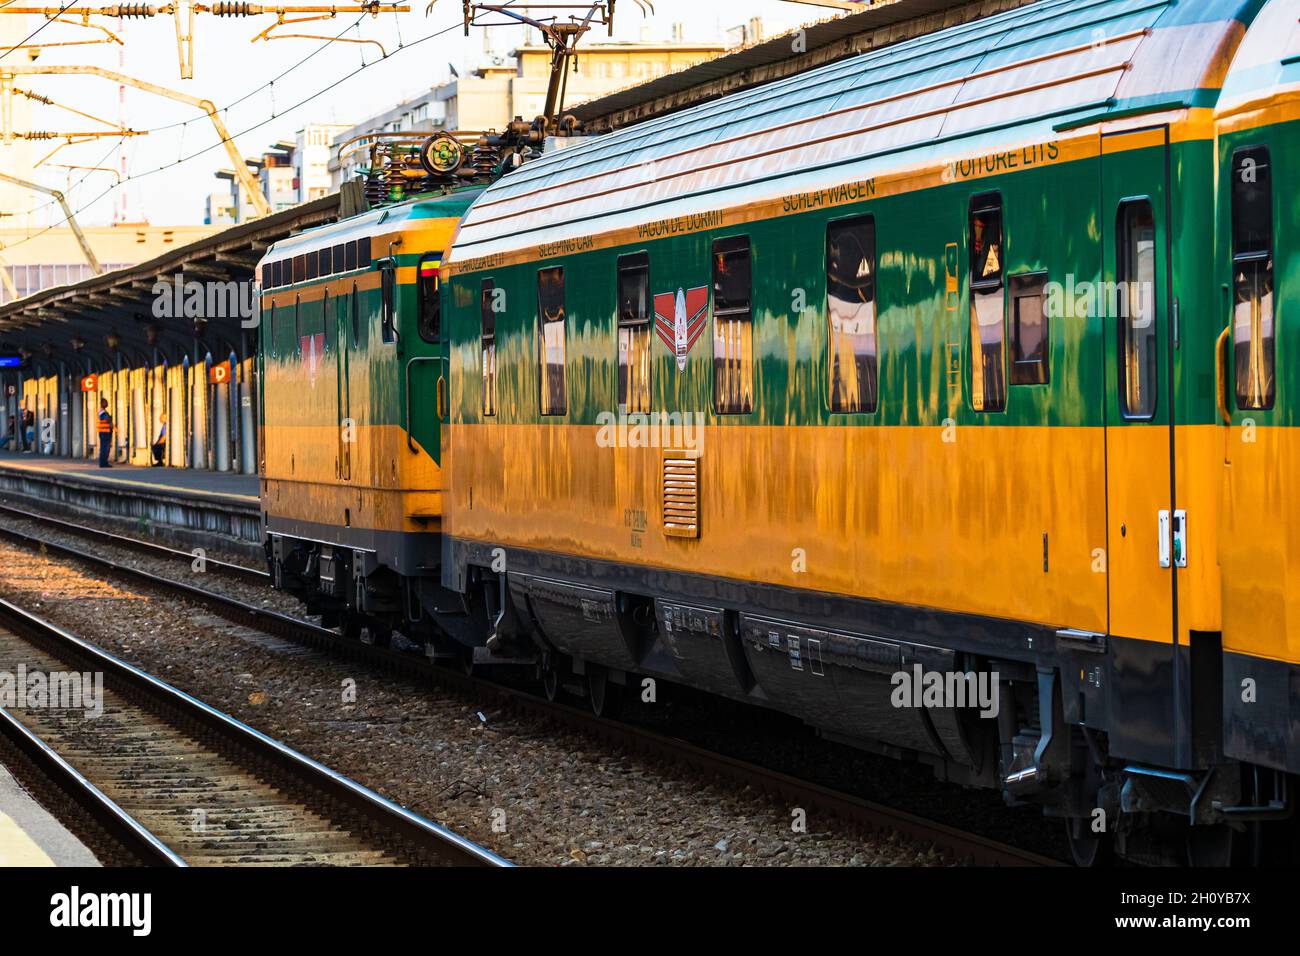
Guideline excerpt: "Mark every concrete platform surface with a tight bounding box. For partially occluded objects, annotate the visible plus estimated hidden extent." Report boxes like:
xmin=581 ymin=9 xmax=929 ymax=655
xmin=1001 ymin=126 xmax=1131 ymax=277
xmin=0 ymin=450 xmax=257 ymax=505
xmin=0 ymin=761 xmax=100 ymax=867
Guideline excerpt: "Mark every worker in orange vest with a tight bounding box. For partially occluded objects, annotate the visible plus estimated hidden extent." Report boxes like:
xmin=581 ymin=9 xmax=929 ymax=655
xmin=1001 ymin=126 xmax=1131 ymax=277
xmin=97 ymin=398 xmax=114 ymax=468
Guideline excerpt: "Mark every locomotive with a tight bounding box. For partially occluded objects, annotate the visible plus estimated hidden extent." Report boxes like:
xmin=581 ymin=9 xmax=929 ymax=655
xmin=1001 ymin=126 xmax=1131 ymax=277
xmin=262 ymin=0 xmax=1300 ymax=865
xmin=258 ymin=179 xmax=481 ymax=646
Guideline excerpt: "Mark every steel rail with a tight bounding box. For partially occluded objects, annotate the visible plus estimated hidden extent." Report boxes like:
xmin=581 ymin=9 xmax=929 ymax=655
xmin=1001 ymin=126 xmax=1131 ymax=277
xmin=0 ymin=701 xmax=187 ymax=866
xmin=0 ymin=501 xmax=268 ymax=583
xmin=0 ymin=595 xmax=511 ymax=868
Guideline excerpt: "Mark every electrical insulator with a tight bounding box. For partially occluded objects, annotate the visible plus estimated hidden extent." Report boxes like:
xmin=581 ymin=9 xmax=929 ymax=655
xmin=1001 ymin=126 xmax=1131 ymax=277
xmin=112 ymin=4 xmax=160 ymax=16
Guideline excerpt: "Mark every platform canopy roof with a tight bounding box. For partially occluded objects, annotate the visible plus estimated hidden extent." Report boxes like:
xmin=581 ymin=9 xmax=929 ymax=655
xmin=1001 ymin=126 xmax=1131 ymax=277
xmin=0 ymin=195 xmax=339 ymax=369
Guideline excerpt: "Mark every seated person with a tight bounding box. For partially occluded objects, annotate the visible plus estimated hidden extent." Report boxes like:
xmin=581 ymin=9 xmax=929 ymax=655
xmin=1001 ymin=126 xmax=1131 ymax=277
xmin=151 ymin=413 xmax=168 ymax=466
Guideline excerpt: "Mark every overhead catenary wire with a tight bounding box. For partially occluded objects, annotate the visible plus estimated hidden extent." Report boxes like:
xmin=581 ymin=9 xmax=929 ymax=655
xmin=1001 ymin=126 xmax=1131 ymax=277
xmin=0 ymin=17 xmax=463 ymax=254
xmin=3 ymin=3 xmax=422 ymax=221
xmin=0 ymin=0 xmax=81 ymax=62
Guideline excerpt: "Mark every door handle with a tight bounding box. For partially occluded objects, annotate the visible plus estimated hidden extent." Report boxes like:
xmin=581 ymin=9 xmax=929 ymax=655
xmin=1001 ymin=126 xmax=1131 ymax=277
xmin=1158 ymin=510 xmax=1171 ymax=568
xmin=1215 ymin=324 xmax=1232 ymax=424
xmin=1173 ymin=509 xmax=1187 ymax=569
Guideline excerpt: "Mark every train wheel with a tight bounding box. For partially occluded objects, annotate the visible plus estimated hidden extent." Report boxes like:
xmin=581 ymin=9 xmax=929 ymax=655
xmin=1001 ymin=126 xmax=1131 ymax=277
xmin=339 ymin=612 xmax=362 ymax=641
xmin=542 ymin=662 xmax=560 ymax=702
xmin=1186 ymin=766 xmax=1270 ymax=866
xmin=587 ymin=665 xmax=623 ymax=719
xmin=1186 ymin=824 xmax=1240 ymax=867
xmin=1066 ymin=817 xmax=1114 ymax=867
xmin=359 ymin=623 xmax=392 ymax=648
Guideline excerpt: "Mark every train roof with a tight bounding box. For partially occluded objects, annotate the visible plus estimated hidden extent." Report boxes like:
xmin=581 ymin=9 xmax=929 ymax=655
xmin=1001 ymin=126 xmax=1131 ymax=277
xmin=449 ymin=0 xmax=1268 ymax=265
xmin=262 ymin=186 xmax=483 ymax=265
xmin=1216 ymin=0 xmax=1300 ymax=121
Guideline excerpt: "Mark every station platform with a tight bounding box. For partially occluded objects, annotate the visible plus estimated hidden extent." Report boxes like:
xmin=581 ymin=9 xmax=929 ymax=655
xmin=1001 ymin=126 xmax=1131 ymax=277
xmin=0 ymin=451 xmax=262 ymax=559
xmin=0 ymin=451 xmax=257 ymax=504
xmin=0 ymin=761 xmax=100 ymax=866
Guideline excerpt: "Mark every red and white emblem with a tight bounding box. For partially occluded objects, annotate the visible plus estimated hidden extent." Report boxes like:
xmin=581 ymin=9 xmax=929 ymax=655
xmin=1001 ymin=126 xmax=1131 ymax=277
xmin=300 ymin=333 xmax=325 ymax=387
xmin=654 ymin=286 xmax=708 ymax=371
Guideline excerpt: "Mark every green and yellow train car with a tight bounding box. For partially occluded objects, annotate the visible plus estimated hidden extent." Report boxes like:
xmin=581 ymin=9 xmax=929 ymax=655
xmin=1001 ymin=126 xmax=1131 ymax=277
xmin=258 ymin=187 xmax=481 ymax=642
xmin=1213 ymin=2 xmax=1300 ymax=784
xmin=441 ymin=0 xmax=1294 ymax=863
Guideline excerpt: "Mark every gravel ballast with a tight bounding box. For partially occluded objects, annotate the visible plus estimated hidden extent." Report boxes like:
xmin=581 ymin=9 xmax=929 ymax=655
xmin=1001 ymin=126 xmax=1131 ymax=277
xmin=0 ymin=534 xmax=949 ymax=866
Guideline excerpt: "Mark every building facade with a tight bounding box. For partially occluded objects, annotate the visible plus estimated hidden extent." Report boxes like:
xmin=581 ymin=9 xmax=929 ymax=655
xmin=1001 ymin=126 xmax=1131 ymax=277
xmin=0 ymin=223 xmax=216 ymax=305
xmin=295 ymin=123 xmax=352 ymax=203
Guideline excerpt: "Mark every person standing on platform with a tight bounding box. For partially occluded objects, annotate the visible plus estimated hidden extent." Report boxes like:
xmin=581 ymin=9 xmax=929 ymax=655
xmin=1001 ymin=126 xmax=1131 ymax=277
xmin=151 ymin=413 xmax=168 ymax=467
xmin=97 ymin=398 xmax=114 ymax=468
xmin=22 ymin=407 xmax=34 ymax=452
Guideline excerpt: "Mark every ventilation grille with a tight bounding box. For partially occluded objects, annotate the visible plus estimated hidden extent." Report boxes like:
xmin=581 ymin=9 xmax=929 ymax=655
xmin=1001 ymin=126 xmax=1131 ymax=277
xmin=662 ymin=450 xmax=700 ymax=539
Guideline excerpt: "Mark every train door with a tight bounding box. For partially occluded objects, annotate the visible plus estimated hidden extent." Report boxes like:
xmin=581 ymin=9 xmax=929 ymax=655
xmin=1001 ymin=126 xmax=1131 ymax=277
xmin=1217 ymin=132 xmax=1295 ymax=772
xmin=1100 ymin=126 xmax=1180 ymax=764
xmin=337 ymin=285 xmax=353 ymax=481
xmin=406 ymin=252 xmax=445 ymax=463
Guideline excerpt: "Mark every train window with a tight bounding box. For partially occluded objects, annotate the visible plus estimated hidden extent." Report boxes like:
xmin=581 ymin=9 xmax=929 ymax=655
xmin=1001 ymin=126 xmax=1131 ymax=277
xmin=351 ymin=282 xmax=360 ymax=346
xmin=417 ymin=253 xmax=442 ymax=344
xmin=969 ymin=194 xmax=1006 ymax=412
xmin=1010 ymin=273 xmax=1049 ymax=385
xmin=538 ymin=267 xmax=567 ymax=416
xmin=826 ymin=216 xmax=877 ymax=413
xmin=268 ymin=299 xmax=278 ymax=357
xmin=712 ymin=236 xmax=753 ymax=415
xmin=319 ymin=246 xmax=332 ymax=276
xmin=322 ymin=291 xmax=331 ymax=353
xmin=293 ymin=255 xmax=305 ymax=284
xmin=481 ymin=279 xmax=497 ymax=417
xmin=356 ymin=239 xmax=371 ymax=270
xmin=1118 ymin=201 xmax=1158 ymax=419
xmin=345 ymin=241 xmax=357 ymax=272
xmin=380 ymin=264 xmax=396 ymax=344
xmin=306 ymin=251 xmax=318 ymax=281
xmin=261 ymin=264 xmax=271 ymax=287
xmin=617 ymin=253 xmax=652 ymax=414
xmin=1231 ymin=145 xmax=1275 ymax=410
xmin=333 ymin=244 xmax=346 ymax=274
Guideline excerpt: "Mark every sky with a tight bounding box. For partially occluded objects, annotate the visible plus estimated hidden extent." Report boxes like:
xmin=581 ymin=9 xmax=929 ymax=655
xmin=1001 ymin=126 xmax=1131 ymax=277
xmin=0 ymin=0 xmax=830 ymax=228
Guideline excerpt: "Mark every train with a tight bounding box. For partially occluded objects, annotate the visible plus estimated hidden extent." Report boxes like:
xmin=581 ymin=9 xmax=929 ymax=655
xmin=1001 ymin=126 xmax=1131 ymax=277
xmin=259 ymin=0 xmax=1300 ymax=865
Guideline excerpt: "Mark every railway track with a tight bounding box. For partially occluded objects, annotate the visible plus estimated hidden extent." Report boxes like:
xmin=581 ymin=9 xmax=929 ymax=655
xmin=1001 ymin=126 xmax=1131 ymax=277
xmin=0 ymin=500 xmax=1059 ymax=867
xmin=0 ymin=595 xmax=509 ymax=867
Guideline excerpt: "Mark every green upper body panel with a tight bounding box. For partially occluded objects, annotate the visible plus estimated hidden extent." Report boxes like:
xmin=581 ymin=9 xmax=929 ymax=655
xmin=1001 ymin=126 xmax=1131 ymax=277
xmin=451 ymin=0 xmax=1269 ymax=264
xmin=258 ymin=187 xmax=484 ymax=466
xmin=444 ymin=0 xmax=1292 ymax=432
